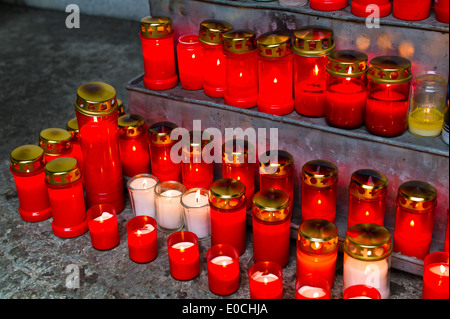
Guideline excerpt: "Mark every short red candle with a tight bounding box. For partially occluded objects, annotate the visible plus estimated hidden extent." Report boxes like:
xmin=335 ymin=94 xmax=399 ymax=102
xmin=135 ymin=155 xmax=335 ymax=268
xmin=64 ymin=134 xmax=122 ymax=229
xmin=10 ymin=145 xmax=51 ymax=222
xmin=252 ymin=189 xmax=292 ymax=267
xmin=177 ymin=35 xmax=204 ymax=90
xmin=209 ymin=179 xmax=247 ymax=255
xmin=394 ymin=181 xmax=437 ymax=260
xmin=393 ymin=0 xmax=431 ymax=21
xmin=147 ymin=121 xmax=182 ymax=183
xmin=351 ymin=0 xmax=391 ymax=17
xmin=207 ymin=244 xmax=240 ymax=296
xmin=66 ymin=117 xmax=85 ymax=180
xmin=140 ymin=16 xmax=178 ymax=91
xmin=126 ymin=215 xmax=157 ymax=263
xmin=301 ymin=159 xmax=338 ymax=223
xmin=310 ymin=0 xmax=348 ymax=11
xmin=435 ymin=0 xmax=449 ymax=23
xmin=87 ymin=204 xmax=120 ymax=251
xmin=293 ymin=27 xmax=336 ymax=117
xmin=248 ymin=261 xmax=283 ymax=299
xmin=295 ymin=274 xmax=331 ymax=299
xmin=45 ymin=157 xmax=87 ymax=238
xmin=348 ymin=169 xmax=388 ymax=228
xmin=39 ymin=128 xmax=73 ymax=163
xmin=118 ymin=114 xmax=151 ymax=178
xmin=343 ymin=285 xmax=382 ymax=299
xmin=167 ymin=231 xmax=200 ymax=281
xmin=223 ymin=30 xmax=258 ymax=108
xmin=422 ymin=251 xmax=449 ymax=299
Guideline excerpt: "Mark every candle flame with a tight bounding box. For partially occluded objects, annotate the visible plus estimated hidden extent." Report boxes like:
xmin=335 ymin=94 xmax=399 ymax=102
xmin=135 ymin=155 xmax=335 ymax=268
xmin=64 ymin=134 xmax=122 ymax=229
xmin=192 ymin=53 xmax=196 ymax=59
xmin=239 ymin=72 xmax=243 ymax=78
xmin=410 ymin=220 xmax=415 ymax=227
xmin=222 ymin=262 xmax=228 ymax=267
xmin=195 ymin=189 xmax=201 ymax=203
xmin=440 ymin=265 xmax=446 ymax=275
xmin=312 ymin=242 xmax=321 ymax=250
xmin=365 ymin=211 xmax=370 ymax=216
xmin=313 ymin=292 xmax=319 ymax=298
xmin=132 ymin=145 xmax=136 ymax=151
xmin=93 ymin=116 xmax=98 ymax=123
xmin=314 ymin=64 xmax=319 ymax=76
xmin=318 ymin=199 xmax=322 ymax=205
xmin=136 ymin=230 xmax=142 ymax=236
xmin=264 ymin=277 xmax=268 ymax=285
xmin=274 ymin=78 xmax=278 ymax=84
xmin=217 ymin=59 xmax=220 ymax=66
xmin=142 ymin=179 xmax=148 ymax=187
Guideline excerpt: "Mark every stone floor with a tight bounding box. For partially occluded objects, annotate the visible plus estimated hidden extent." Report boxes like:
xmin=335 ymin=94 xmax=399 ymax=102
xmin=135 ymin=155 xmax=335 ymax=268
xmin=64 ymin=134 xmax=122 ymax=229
xmin=0 ymin=3 xmax=426 ymax=301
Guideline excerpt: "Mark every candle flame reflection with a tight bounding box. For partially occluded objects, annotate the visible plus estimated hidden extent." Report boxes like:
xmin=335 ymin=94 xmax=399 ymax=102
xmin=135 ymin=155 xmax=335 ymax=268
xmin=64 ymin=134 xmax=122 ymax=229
xmin=318 ymin=199 xmax=322 ymax=205
xmin=192 ymin=54 xmax=196 ymax=59
xmin=314 ymin=64 xmax=319 ymax=76
xmin=274 ymin=78 xmax=278 ymax=84
xmin=410 ymin=220 xmax=415 ymax=227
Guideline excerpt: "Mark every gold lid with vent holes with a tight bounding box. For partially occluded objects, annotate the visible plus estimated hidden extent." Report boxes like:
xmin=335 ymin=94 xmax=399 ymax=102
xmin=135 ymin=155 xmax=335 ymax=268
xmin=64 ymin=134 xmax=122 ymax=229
xmin=223 ymin=30 xmax=257 ymax=54
xmin=10 ymin=145 xmax=45 ymax=174
xmin=302 ymin=160 xmax=338 ymax=188
xmin=298 ymin=219 xmax=339 ymax=254
xmin=252 ymin=188 xmax=291 ymax=223
xmin=66 ymin=118 xmax=80 ymax=143
xmin=259 ymin=150 xmax=294 ymax=176
xmin=45 ymin=157 xmax=82 ymax=185
xmin=147 ymin=122 xmax=178 ymax=146
xmin=209 ymin=178 xmax=246 ymax=210
xmin=397 ymin=181 xmax=437 ymax=212
xmin=39 ymin=128 xmax=72 ymax=156
xmin=257 ymin=32 xmax=292 ymax=58
xmin=199 ymin=19 xmax=233 ymax=45
xmin=75 ymin=82 xmax=118 ymax=116
xmin=344 ymin=223 xmax=392 ymax=261
xmin=118 ymin=114 xmax=146 ymax=138
xmin=349 ymin=169 xmax=388 ymax=200
xmin=140 ymin=16 xmax=173 ymax=38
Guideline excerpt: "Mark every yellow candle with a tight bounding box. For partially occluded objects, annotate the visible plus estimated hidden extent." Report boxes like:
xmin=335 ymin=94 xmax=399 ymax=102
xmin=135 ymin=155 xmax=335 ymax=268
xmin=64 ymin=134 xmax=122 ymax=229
xmin=408 ymin=106 xmax=444 ymax=137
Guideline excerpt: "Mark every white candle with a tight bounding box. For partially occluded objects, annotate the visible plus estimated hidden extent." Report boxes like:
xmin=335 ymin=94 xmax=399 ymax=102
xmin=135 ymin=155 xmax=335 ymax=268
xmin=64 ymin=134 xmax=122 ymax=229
xmin=182 ymin=189 xmax=210 ymax=239
xmin=251 ymin=271 xmax=279 ymax=283
xmin=171 ymin=241 xmax=195 ymax=250
xmin=128 ymin=176 xmax=158 ymax=218
xmin=211 ymin=255 xmax=234 ymax=266
xmin=298 ymin=286 xmax=328 ymax=299
xmin=94 ymin=212 xmax=113 ymax=222
xmin=156 ymin=189 xmax=184 ymax=230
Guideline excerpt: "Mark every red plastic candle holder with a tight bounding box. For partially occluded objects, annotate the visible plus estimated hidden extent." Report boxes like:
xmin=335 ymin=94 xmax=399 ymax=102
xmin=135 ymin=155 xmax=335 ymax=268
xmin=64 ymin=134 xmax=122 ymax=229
xmin=177 ymin=35 xmax=204 ymax=90
xmin=256 ymin=32 xmax=294 ymax=115
xmin=140 ymin=16 xmax=178 ymax=90
xmin=126 ymin=215 xmax=158 ymax=263
xmin=348 ymin=169 xmax=388 ymax=228
xmin=295 ymin=273 xmax=331 ymax=299
xmin=422 ymin=251 xmax=449 ymax=299
xmin=393 ymin=0 xmax=432 ymax=21
xmin=435 ymin=0 xmax=449 ymax=23
xmin=248 ymin=261 xmax=283 ymax=299
xmin=293 ymin=27 xmax=336 ymax=117
xmin=310 ymin=0 xmax=348 ymax=11
xmin=87 ymin=203 xmax=120 ymax=251
xmin=66 ymin=117 xmax=84 ymax=179
xmin=343 ymin=285 xmax=382 ymax=299
xmin=325 ymin=50 xmax=369 ymax=129
xmin=209 ymin=179 xmax=247 ymax=255
xmin=39 ymin=128 xmax=73 ymax=163
xmin=351 ymin=0 xmax=391 ymax=18
xmin=207 ymin=244 xmax=240 ymax=296
xmin=75 ymin=82 xmax=125 ymax=213
xmin=10 ymin=145 xmax=51 ymax=222
xmin=223 ymin=30 xmax=258 ymax=108
xmin=301 ymin=159 xmax=338 ymax=223
xmin=167 ymin=231 xmax=200 ymax=281
xmin=45 ymin=157 xmax=87 ymax=238
xmin=394 ymin=181 xmax=437 ymax=260
xmin=118 ymin=114 xmax=151 ymax=178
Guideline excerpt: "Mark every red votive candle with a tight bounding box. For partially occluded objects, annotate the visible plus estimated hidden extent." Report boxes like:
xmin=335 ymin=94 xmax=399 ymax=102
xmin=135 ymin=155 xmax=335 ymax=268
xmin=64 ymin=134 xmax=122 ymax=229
xmin=257 ymin=32 xmax=294 ymax=115
xmin=209 ymin=179 xmax=247 ymax=255
xmin=66 ymin=117 xmax=84 ymax=180
xmin=167 ymin=231 xmax=200 ymax=281
xmin=177 ymin=35 xmax=204 ymax=90
xmin=199 ymin=19 xmax=233 ymax=98
xmin=301 ymin=159 xmax=338 ymax=223
xmin=351 ymin=0 xmax=391 ymax=17
xmin=45 ymin=157 xmax=87 ymax=238
xmin=248 ymin=261 xmax=283 ymax=299
xmin=325 ymin=50 xmax=369 ymax=129
xmin=207 ymin=244 xmax=240 ymax=296
xmin=10 ymin=145 xmax=51 ymax=222
xmin=140 ymin=16 xmax=178 ymax=90
xmin=75 ymin=82 xmax=125 ymax=213
xmin=293 ymin=27 xmax=336 ymax=117
xmin=310 ymin=0 xmax=348 ymax=11
xmin=435 ymin=0 xmax=449 ymax=23
xmin=394 ymin=181 xmax=437 ymax=260
xmin=348 ymin=169 xmax=388 ymax=228
xmin=118 ymin=114 xmax=150 ymax=178
xmin=39 ymin=128 xmax=73 ymax=163
xmin=126 ymin=215 xmax=157 ymax=263
xmin=422 ymin=251 xmax=449 ymax=299
xmin=87 ymin=204 xmax=120 ymax=250
xmin=393 ymin=0 xmax=432 ymax=21
xmin=252 ymin=189 xmax=292 ymax=267
xmin=147 ymin=121 xmax=182 ymax=183
xmin=223 ymin=29 xmax=258 ymax=108
xmin=296 ymin=273 xmax=331 ymax=299
xmin=343 ymin=284 xmax=382 ymax=299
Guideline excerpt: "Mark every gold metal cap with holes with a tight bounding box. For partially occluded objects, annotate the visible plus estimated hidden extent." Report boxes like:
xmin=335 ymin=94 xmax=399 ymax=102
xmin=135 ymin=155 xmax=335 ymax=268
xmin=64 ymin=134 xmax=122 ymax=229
xmin=199 ymin=19 xmax=233 ymax=45
xmin=222 ymin=139 xmax=255 ymax=165
xmin=181 ymin=131 xmax=213 ymax=157
xmin=117 ymin=99 xmax=125 ymax=116
xmin=252 ymin=188 xmax=291 ymax=223
xmin=209 ymin=178 xmax=246 ymax=210
xmin=75 ymin=82 xmax=117 ymax=116
xmin=349 ymin=169 xmax=388 ymax=200
xmin=293 ymin=27 xmax=336 ymax=57
xmin=45 ymin=157 xmax=81 ymax=186
xmin=147 ymin=122 xmax=178 ymax=146
xmin=397 ymin=181 xmax=437 ymax=212
xmin=39 ymin=128 xmax=72 ymax=156
xmin=140 ymin=16 xmax=173 ymax=38
xmin=223 ymin=30 xmax=257 ymax=54
xmin=257 ymin=32 xmax=292 ymax=58
xmin=259 ymin=150 xmax=294 ymax=176
xmin=118 ymin=114 xmax=146 ymax=138
xmin=326 ymin=50 xmax=368 ymax=78
xmin=369 ymin=56 xmax=412 ymax=84
xmin=298 ymin=219 xmax=339 ymax=254
xmin=10 ymin=145 xmax=45 ymax=174
xmin=344 ymin=223 xmax=392 ymax=261
xmin=66 ymin=117 xmax=80 ymax=143
xmin=302 ymin=159 xmax=338 ymax=188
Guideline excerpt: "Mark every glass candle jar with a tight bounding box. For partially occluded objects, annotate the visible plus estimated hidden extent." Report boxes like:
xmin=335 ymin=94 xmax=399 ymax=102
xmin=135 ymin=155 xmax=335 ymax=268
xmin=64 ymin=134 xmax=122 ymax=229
xmin=209 ymin=178 xmax=247 ymax=255
xmin=181 ymin=188 xmax=211 ymax=240
xmin=343 ymin=223 xmax=392 ymax=299
xmin=199 ymin=19 xmax=233 ymax=98
xmin=127 ymin=174 xmax=159 ymax=218
xmin=75 ymin=82 xmax=124 ymax=213
xmin=393 ymin=0 xmax=432 ymax=21
xmin=118 ymin=114 xmax=150 ymax=179
xmin=325 ymin=50 xmax=369 ymax=129
xmin=256 ymin=32 xmax=294 ymax=115
xmin=39 ymin=128 xmax=73 ymax=163
xmin=87 ymin=203 xmax=120 ymax=250
xmin=422 ymin=251 xmax=449 ymax=299
xmin=10 ymin=145 xmax=51 ymax=222
xmin=155 ymin=181 xmax=186 ymax=233
xmin=248 ymin=261 xmax=283 ymax=299
xmin=351 ymin=0 xmax=392 ymax=17
xmin=177 ymin=35 xmax=204 ymax=90
xmin=223 ymin=29 xmax=258 ymax=108
xmin=348 ymin=169 xmax=388 ymax=228
xmin=310 ymin=0 xmax=348 ymax=11
xmin=366 ymin=56 xmax=413 ymax=137
xmin=167 ymin=231 xmax=200 ymax=281
xmin=66 ymin=117 xmax=84 ymax=178
xmin=147 ymin=121 xmax=182 ymax=182
xmin=394 ymin=181 xmax=437 ymax=260
xmin=435 ymin=0 xmax=449 ymax=23
xmin=140 ymin=16 xmax=178 ymax=90
xmin=207 ymin=244 xmax=240 ymax=296
xmin=45 ymin=157 xmax=87 ymax=238
xmin=126 ymin=215 xmax=158 ymax=263
xmin=408 ymin=72 xmax=447 ymax=138
xmin=301 ymin=159 xmax=338 ymax=223
xmin=295 ymin=273 xmax=331 ymax=299
xmin=297 ymin=219 xmax=339 ymax=288
xmin=293 ymin=27 xmax=336 ymax=117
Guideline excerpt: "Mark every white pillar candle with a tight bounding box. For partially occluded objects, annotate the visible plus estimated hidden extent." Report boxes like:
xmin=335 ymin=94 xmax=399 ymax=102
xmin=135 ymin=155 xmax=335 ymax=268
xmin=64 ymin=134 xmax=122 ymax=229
xmin=127 ymin=175 xmax=158 ymax=218
xmin=156 ymin=189 xmax=184 ymax=231
xmin=181 ymin=189 xmax=210 ymax=239
xmin=211 ymin=255 xmax=234 ymax=266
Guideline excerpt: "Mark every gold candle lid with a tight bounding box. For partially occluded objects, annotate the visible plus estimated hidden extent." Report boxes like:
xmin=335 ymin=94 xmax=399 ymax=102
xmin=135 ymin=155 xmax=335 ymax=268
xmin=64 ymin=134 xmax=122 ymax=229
xmin=302 ymin=159 xmax=338 ymax=188
xmin=117 ymin=99 xmax=125 ymax=116
xmin=140 ymin=16 xmax=173 ymax=38
xmin=66 ymin=117 xmax=80 ymax=143
xmin=147 ymin=121 xmax=178 ymax=145
xmin=209 ymin=178 xmax=246 ymax=210
xmin=326 ymin=50 xmax=368 ymax=78
xmin=199 ymin=19 xmax=233 ymax=45
xmin=259 ymin=150 xmax=294 ymax=176
xmin=45 ymin=157 xmax=82 ymax=185
xmin=293 ymin=27 xmax=336 ymax=57
xmin=344 ymin=223 xmax=392 ymax=261
xmin=118 ymin=114 xmax=146 ymax=138
xmin=223 ymin=29 xmax=257 ymax=54
xmin=252 ymin=188 xmax=291 ymax=222
xmin=10 ymin=145 xmax=45 ymax=174
xmin=298 ymin=219 xmax=339 ymax=254
xmin=75 ymin=82 xmax=118 ymax=116
xmin=397 ymin=181 xmax=437 ymax=212
xmin=222 ymin=139 xmax=255 ymax=165
xmin=349 ymin=169 xmax=388 ymax=200
xmin=257 ymin=32 xmax=292 ymax=58
xmin=369 ymin=56 xmax=412 ymax=84
xmin=39 ymin=128 xmax=72 ymax=156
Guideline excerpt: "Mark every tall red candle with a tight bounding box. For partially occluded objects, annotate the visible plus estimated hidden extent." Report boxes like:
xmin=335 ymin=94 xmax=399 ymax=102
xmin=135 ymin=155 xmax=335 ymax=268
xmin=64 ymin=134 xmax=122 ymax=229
xmin=393 ymin=0 xmax=431 ymax=21
xmin=140 ymin=16 xmax=178 ymax=91
xmin=310 ymin=0 xmax=348 ymax=11
xmin=422 ymin=251 xmax=449 ymax=299
xmin=39 ymin=128 xmax=73 ymax=163
xmin=87 ymin=204 xmax=120 ymax=251
xmin=394 ymin=181 xmax=437 ymax=260
xmin=207 ymin=244 xmax=240 ymax=296
xmin=10 ymin=145 xmax=51 ymax=222
xmin=295 ymin=273 xmax=331 ymax=299
xmin=351 ymin=0 xmax=391 ymax=17
xmin=167 ymin=231 xmax=200 ymax=281
xmin=126 ymin=215 xmax=157 ymax=263
xmin=248 ymin=261 xmax=283 ymax=299
xmin=177 ymin=35 xmax=204 ymax=90
xmin=66 ymin=117 xmax=84 ymax=180
xmin=435 ymin=0 xmax=449 ymax=23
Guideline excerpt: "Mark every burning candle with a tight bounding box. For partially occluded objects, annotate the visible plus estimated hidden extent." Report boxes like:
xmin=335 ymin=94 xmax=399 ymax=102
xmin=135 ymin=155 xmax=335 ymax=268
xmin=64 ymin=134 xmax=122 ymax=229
xmin=394 ymin=181 xmax=437 ymax=260
xmin=177 ymin=34 xmax=204 ymax=90
xmin=126 ymin=215 xmax=157 ymax=263
xmin=167 ymin=231 xmax=200 ymax=281
xmin=39 ymin=128 xmax=73 ymax=163
xmin=343 ymin=284 xmax=382 ymax=299
xmin=248 ymin=261 xmax=283 ymax=299
xmin=155 ymin=181 xmax=186 ymax=232
xmin=127 ymin=174 xmax=159 ymax=218
xmin=181 ymin=188 xmax=210 ymax=239
xmin=295 ymin=274 xmax=331 ymax=299
xmin=87 ymin=204 xmax=120 ymax=250
xmin=66 ymin=117 xmax=84 ymax=181
xmin=393 ymin=0 xmax=431 ymax=21
xmin=435 ymin=0 xmax=449 ymax=23
xmin=422 ymin=251 xmax=449 ymax=299
xmin=207 ymin=244 xmax=240 ymax=296
xmin=351 ymin=0 xmax=392 ymax=17
xmin=310 ymin=0 xmax=348 ymax=11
